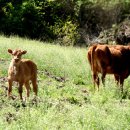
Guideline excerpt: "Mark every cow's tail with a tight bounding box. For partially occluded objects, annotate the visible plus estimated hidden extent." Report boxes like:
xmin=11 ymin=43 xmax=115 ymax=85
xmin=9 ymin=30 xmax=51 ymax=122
xmin=91 ymin=45 xmax=97 ymax=72
xmin=87 ymin=48 xmax=92 ymax=67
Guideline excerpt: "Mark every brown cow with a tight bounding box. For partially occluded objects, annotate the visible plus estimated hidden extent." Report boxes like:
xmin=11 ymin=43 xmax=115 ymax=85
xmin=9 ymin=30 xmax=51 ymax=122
xmin=7 ymin=49 xmax=38 ymax=100
xmin=87 ymin=44 xmax=130 ymax=92
xmin=88 ymin=44 xmax=112 ymax=90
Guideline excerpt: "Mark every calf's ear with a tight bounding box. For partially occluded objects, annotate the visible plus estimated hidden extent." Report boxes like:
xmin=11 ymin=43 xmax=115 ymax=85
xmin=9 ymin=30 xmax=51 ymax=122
xmin=8 ymin=49 xmax=13 ymax=54
xmin=22 ymin=50 xmax=27 ymax=55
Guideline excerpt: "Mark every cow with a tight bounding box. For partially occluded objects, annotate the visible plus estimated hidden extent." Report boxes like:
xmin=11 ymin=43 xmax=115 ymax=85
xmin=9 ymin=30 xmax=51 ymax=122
xmin=7 ymin=49 xmax=38 ymax=100
xmin=88 ymin=44 xmax=112 ymax=90
xmin=87 ymin=44 xmax=130 ymax=92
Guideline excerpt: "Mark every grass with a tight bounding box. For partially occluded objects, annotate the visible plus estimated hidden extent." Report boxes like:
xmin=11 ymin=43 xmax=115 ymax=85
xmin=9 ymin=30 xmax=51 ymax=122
xmin=0 ymin=35 xmax=130 ymax=130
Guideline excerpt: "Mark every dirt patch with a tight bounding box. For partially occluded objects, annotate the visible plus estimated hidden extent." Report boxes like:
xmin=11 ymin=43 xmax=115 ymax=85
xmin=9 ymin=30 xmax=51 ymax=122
xmin=39 ymin=69 xmax=69 ymax=83
xmin=5 ymin=112 xmax=17 ymax=124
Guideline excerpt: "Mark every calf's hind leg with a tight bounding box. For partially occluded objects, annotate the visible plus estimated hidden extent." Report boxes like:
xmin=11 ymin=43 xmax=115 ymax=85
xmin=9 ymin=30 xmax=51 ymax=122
xmin=18 ymin=82 xmax=24 ymax=100
xmin=25 ymin=81 xmax=30 ymax=98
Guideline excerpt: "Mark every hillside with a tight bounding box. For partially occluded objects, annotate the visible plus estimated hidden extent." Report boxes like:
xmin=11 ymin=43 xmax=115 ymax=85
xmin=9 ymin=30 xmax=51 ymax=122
xmin=0 ymin=36 xmax=130 ymax=129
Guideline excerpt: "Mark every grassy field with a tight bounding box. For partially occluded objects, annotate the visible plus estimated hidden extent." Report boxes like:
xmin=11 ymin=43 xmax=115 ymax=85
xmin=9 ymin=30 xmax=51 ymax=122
xmin=0 ymin=35 xmax=130 ymax=130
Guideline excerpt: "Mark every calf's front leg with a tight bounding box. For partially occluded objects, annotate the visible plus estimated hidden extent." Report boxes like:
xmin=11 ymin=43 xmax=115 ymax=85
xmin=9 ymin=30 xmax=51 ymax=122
xmin=7 ymin=79 xmax=13 ymax=98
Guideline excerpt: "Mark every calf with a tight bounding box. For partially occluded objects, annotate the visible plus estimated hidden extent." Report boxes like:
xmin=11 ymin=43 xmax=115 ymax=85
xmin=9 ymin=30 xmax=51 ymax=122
xmin=7 ymin=49 xmax=38 ymax=100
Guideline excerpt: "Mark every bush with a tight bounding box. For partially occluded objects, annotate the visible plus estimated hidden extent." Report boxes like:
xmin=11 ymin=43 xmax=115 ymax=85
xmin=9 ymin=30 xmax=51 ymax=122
xmin=78 ymin=0 xmax=130 ymax=45
xmin=1 ymin=0 xmax=130 ymax=46
xmin=52 ymin=19 xmax=79 ymax=46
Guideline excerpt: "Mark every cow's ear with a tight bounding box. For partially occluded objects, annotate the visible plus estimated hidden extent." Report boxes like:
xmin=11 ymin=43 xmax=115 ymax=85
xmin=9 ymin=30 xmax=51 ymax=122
xmin=8 ymin=49 xmax=13 ymax=54
xmin=22 ymin=50 xmax=27 ymax=55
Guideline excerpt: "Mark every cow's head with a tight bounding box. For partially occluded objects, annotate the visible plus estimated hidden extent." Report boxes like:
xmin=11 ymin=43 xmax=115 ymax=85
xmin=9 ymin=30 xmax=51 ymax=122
xmin=8 ymin=49 xmax=27 ymax=64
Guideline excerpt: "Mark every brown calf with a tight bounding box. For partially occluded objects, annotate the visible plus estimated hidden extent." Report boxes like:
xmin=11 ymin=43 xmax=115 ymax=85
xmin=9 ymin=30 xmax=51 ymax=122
xmin=7 ymin=49 xmax=38 ymax=100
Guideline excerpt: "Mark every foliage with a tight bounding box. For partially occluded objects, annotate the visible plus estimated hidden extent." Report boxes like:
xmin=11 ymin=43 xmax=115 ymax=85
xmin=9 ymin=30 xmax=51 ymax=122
xmin=52 ymin=19 xmax=79 ymax=46
xmin=1 ymin=0 xmax=130 ymax=45
xmin=78 ymin=0 xmax=130 ymax=45
xmin=0 ymin=0 xmax=78 ymax=42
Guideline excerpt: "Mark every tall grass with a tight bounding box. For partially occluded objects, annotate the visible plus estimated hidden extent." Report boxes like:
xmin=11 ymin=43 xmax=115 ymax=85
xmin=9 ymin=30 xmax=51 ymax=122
xmin=0 ymin=35 xmax=130 ymax=130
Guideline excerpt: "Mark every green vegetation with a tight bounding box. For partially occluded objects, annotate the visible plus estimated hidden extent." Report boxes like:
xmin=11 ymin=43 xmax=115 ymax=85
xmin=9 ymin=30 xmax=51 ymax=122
xmin=0 ymin=35 xmax=130 ymax=129
xmin=1 ymin=0 xmax=130 ymax=45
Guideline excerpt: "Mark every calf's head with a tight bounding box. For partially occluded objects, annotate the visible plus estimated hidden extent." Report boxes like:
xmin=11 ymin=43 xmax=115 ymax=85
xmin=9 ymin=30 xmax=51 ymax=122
xmin=8 ymin=49 xmax=27 ymax=64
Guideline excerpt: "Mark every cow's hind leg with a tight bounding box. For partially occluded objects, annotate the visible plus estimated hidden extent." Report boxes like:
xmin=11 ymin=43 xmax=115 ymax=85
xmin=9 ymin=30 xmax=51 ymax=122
xmin=114 ymin=75 xmax=120 ymax=86
xmin=119 ymin=77 xmax=125 ymax=102
xmin=119 ymin=77 xmax=124 ymax=93
xmin=93 ymin=73 xmax=100 ymax=91
xmin=114 ymin=75 xmax=124 ymax=93
xmin=101 ymin=72 xmax=106 ymax=87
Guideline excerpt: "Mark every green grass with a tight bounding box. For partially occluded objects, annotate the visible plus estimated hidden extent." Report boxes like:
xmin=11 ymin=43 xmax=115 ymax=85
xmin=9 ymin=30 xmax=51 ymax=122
xmin=0 ymin=35 xmax=130 ymax=130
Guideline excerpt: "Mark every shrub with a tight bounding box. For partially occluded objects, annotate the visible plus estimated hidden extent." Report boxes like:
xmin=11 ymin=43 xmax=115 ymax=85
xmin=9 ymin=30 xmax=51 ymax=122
xmin=52 ymin=19 xmax=79 ymax=46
